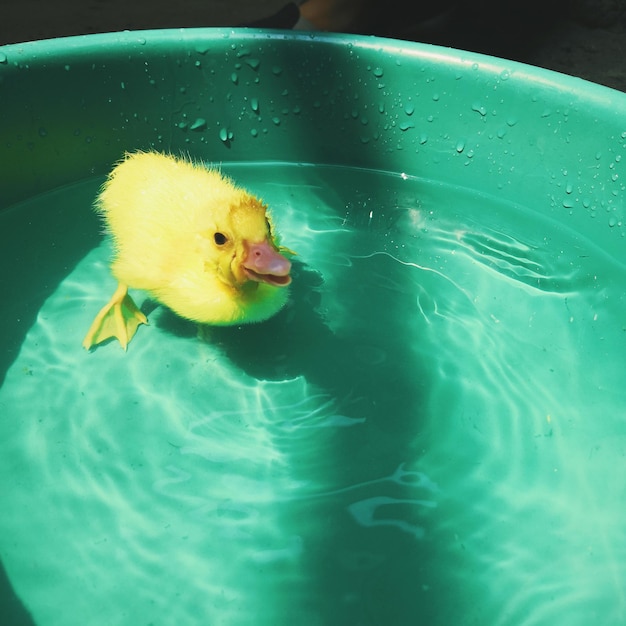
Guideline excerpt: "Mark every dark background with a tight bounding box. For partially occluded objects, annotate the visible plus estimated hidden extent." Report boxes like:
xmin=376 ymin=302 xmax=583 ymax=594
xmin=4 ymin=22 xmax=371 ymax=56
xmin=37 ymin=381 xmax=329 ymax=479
xmin=1 ymin=0 xmax=625 ymax=92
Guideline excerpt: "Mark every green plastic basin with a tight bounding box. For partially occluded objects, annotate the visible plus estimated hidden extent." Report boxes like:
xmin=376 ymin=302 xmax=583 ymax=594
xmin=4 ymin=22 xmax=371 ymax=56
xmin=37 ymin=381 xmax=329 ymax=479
xmin=0 ymin=29 xmax=625 ymax=626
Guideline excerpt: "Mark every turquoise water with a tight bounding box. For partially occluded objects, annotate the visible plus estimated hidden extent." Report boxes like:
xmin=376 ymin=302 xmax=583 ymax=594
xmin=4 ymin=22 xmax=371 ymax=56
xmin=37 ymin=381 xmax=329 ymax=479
xmin=1 ymin=163 xmax=625 ymax=625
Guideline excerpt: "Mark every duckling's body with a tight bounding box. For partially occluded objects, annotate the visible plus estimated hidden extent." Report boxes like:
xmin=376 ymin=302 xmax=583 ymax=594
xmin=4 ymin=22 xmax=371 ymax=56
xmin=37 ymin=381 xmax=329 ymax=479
xmin=83 ymin=151 xmax=292 ymax=350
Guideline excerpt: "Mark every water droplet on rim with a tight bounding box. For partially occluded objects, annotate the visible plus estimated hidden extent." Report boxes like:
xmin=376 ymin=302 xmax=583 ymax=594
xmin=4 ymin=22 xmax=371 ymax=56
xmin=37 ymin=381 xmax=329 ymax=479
xmin=190 ymin=118 xmax=207 ymax=131
xmin=471 ymin=102 xmax=487 ymax=117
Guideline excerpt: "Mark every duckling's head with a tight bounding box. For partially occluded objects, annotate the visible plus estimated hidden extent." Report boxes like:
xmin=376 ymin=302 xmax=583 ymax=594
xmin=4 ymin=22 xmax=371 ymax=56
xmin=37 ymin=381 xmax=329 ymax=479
xmin=202 ymin=192 xmax=292 ymax=293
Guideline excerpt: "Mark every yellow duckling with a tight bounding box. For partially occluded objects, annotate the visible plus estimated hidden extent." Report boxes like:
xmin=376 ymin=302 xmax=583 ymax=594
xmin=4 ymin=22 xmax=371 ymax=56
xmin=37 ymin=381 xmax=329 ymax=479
xmin=83 ymin=151 xmax=293 ymax=350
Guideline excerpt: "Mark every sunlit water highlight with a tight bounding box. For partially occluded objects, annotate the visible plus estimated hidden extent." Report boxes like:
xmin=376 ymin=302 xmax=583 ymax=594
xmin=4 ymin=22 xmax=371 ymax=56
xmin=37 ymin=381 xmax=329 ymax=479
xmin=0 ymin=164 xmax=625 ymax=625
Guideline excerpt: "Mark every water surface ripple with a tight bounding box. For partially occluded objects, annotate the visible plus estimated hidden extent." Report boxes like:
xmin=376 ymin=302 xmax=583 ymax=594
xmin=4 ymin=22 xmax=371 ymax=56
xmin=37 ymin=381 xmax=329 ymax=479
xmin=1 ymin=165 xmax=625 ymax=625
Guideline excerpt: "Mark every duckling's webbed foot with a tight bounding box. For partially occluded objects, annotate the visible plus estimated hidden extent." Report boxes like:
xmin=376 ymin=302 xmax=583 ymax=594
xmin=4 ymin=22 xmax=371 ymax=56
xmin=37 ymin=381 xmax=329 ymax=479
xmin=82 ymin=283 xmax=148 ymax=351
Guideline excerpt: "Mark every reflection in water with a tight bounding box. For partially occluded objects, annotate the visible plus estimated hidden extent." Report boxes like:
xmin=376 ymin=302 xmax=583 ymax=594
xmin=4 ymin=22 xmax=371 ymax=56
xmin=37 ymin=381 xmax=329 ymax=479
xmin=0 ymin=165 xmax=625 ymax=625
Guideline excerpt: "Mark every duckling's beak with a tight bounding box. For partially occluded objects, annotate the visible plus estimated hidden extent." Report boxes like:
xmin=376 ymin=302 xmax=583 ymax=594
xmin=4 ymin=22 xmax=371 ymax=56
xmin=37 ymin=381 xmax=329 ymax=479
xmin=242 ymin=240 xmax=292 ymax=287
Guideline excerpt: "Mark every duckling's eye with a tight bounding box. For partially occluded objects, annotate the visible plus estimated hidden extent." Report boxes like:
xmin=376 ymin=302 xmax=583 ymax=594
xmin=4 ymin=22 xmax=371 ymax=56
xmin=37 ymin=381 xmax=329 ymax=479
xmin=265 ymin=218 xmax=273 ymax=237
xmin=214 ymin=232 xmax=228 ymax=246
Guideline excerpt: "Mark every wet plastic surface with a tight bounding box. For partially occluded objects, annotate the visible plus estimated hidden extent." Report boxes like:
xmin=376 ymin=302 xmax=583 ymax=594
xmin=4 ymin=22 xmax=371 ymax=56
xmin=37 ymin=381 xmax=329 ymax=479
xmin=1 ymin=29 xmax=624 ymax=237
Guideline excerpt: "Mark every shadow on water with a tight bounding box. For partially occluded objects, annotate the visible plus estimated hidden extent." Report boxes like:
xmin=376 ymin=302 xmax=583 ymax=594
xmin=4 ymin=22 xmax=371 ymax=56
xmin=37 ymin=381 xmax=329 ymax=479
xmin=0 ymin=559 xmax=36 ymax=626
xmin=155 ymin=250 xmax=442 ymax=624
xmin=0 ymin=138 xmax=451 ymax=626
